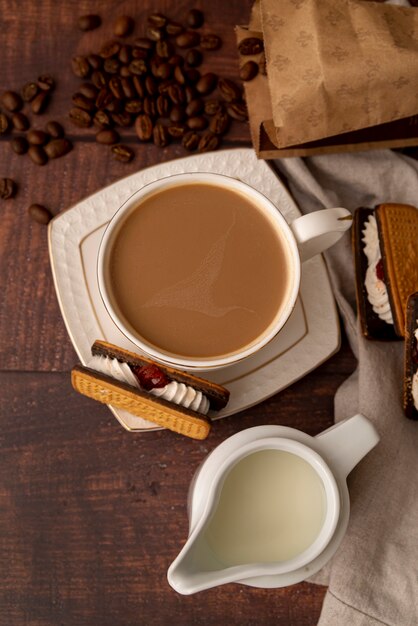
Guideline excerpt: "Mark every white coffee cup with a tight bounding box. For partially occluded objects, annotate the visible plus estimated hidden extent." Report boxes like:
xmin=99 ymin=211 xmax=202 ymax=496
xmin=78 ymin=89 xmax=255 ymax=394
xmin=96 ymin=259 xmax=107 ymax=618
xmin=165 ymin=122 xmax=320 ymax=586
xmin=97 ymin=172 xmax=351 ymax=370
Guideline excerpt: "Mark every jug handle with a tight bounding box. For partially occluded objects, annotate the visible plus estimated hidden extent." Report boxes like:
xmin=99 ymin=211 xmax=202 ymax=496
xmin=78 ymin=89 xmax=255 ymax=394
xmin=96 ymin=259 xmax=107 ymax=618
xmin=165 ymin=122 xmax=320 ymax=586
xmin=316 ymin=414 xmax=379 ymax=479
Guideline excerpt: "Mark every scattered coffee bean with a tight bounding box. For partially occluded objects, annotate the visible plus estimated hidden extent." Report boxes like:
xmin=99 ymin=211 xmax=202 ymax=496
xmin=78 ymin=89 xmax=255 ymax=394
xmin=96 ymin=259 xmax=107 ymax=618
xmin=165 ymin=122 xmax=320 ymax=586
xmin=204 ymin=99 xmax=223 ymax=116
xmin=153 ymin=122 xmax=170 ymax=147
xmin=28 ymin=145 xmax=48 ymax=166
xmin=135 ymin=114 xmax=153 ymax=141
xmin=185 ymin=49 xmax=202 ymax=67
xmin=129 ymin=59 xmax=147 ymax=75
xmin=45 ymin=138 xmax=73 ymax=159
xmin=185 ymin=68 xmax=200 ymax=84
xmin=148 ymin=13 xmax=167 ymax=28
xmin=110 ymin=112 xmax=131 ymax=127
xmin=156 ymin=40 xmax=173 ymax=58
xmin=28 ymin=204 xmax=52 ymax=224
xmin=198 ymin=132 xmax=219 ymax=152
xmin=174 ymin=65 xmax=187 ymax=85
xmin=200 ymin=34 xmax=221 ymax=51
xmin=27 ymin=129 xmax=48 ymax=145
xmin=0 ymin=177 xmax=17 ymax=199
xmin=119 ymin=45 xmax=132 ymax=65
xmin=87 ymin=54 xmax=103 ymax=70
xmin=165 ymin=21 xmax=183 ymax=37
xmin=71 ymin=56 xmax=91 ymax=78
xmin=186 ymin=98 xmax=204 ymax=117
xmin=168 ymin=83 xmax=185 ymax=105
xmin=21 ymin=82 xmax=39 ymax=102
xmin=143 ymin=97 xmax=157 ymax=117
xmin=238 ymin=37 xmax=264 ymax=56
xmin=156 ymin=94 xmax=170 ymax=117
xmin=187 ymin=9 xmax=204 ymax=29
xmin=168 ymin=54 xmax=184 ymax=67
xmin=134 ymin=37 xmax=154 ymax=51
xmin=91 ymin=70 xmax=107 ymax=89
xmin=209 ymin=111 xmax=230 ymax=135
xmin=46 ymin=121 xmax=64 ymax=138
xmin=240 ymin=60 xmax=259 ymax=81
xmin=109 ymin=77 xmax=124 ymax=100
xmin=111 ymin=144 xmax=134 ymax=162
xmin=79 ymin=83 xmax=98 ymax=100
xmin=69 ymin=107 xmax=92 ymax=127
xmin=218 ymin=78 xmax=242 ymax=102
xmin=169 ymin=105 xmax=186 ymax=123
xmin=145 ymin=75 xmax=158 ymax=96
xmin=176 ymin=31 xmax=200 ymax=49
xmin=31 ymin=91 xmax=49 ymax=114
xmin=100 ymin=40 xmax=121 ymax=59
xmin=146 ymin=26 xmax=164 ymax=42
xmin=1 ymin=90 xmax=23 ymax=112
xmin=120 ymin=77 xmax=136 ymax=99
xmin=104 ymin=58 xmax=120 ymax=74
xmin=226 ymin=102 xmax=248 ymax=121
xmin=72 ymin=92 xmax=96 ymax=112
xmin=11 ymin=136 xmax=29 ymax=155
xmin=107 ymin=99 xmax=122 ymax=114
xmin=38 ymin=74 xmax=55 ymax=91
xmin=114 ymin=15 xmax=134 ymax=37
xmin=12 ymin=112 xmax=30 ymax=131
xmin=78 ymin=14 xmax=101 ymax=32
xmin=96 ymin=129 xmax=120 ymax=145
xmin=93 ymin=110 xmax=111 ymax=129
xmin=196 ymin=73 xmax=217 ymax=95
xmin=125 ymin=99 xmax=143 ymax=114
xmin=156 ymin=63 xmax=172 ymax=80
xmin=0 ymin=112 xmax=10 ymax=134
xmin=187 ymin=116 xmax=208 ymax=131
xmin=167 ymin=123 xmax=187 ymax=138
xmin=182 ymin=130 xmax=200 ymax=151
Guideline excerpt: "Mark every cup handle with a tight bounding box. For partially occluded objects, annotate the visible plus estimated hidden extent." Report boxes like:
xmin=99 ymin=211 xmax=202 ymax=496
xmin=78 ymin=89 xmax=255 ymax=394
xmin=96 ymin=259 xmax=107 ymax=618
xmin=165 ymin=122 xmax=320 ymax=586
xmin=315 ymin=414 xmax=380 ymax=479
xmin=290 ymin=208 xmax=353 ymax=262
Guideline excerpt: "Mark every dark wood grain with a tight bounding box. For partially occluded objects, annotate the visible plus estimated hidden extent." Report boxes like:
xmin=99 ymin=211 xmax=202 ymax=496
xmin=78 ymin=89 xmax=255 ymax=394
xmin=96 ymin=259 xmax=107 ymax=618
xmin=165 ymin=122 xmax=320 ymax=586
xmin=0 ymin=2 xmax=362 ymax=625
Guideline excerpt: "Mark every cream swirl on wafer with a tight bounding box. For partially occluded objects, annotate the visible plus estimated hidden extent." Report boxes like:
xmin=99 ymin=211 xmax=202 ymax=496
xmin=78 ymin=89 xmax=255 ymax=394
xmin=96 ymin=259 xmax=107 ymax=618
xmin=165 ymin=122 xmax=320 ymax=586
xmin=362 ymin=215 xmax=393 ymax=325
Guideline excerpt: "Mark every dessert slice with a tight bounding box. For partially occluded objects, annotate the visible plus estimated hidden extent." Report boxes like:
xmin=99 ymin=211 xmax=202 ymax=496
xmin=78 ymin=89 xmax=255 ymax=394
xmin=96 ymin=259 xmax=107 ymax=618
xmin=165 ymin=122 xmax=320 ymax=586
xmin=404 ymin=293 xmax=418 ymax=420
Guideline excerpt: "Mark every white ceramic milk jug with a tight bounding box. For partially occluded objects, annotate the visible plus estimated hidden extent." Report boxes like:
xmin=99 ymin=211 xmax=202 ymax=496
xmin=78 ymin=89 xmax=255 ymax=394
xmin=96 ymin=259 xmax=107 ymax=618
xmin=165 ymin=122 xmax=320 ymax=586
xmin=168 ymin=415 xmax=379 ymax=594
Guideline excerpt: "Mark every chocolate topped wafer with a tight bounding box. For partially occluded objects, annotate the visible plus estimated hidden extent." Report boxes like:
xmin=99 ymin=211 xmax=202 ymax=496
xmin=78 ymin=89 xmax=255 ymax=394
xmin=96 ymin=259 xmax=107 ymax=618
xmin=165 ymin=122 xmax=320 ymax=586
xmin=403 ymin=292 xmax=418 ymax=420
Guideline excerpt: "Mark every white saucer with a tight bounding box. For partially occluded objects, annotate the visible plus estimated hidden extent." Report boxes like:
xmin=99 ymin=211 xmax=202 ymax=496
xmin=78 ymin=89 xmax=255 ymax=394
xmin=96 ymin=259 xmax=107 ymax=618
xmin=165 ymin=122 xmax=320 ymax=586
xmin=48 ymin=148 xmax=340 ymax=432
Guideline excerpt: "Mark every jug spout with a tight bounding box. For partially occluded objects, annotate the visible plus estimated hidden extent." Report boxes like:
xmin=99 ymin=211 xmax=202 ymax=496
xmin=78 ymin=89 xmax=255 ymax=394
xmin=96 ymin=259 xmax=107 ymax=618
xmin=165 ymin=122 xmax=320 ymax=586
xmin=316 ymin=414 xmax=379 ymax=479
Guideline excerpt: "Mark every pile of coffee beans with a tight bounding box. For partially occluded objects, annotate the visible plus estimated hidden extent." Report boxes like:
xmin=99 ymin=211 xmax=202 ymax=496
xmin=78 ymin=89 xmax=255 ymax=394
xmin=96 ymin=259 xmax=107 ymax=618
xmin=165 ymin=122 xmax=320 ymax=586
xmin=69 ymin=9 xmax=248 ymax=158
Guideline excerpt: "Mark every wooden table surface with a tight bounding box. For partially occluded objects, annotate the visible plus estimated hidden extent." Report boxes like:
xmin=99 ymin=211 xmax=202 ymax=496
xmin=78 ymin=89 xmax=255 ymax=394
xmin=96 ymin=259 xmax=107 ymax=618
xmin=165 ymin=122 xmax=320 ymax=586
xmin=0 ymin=2 xmax=362 ymax=625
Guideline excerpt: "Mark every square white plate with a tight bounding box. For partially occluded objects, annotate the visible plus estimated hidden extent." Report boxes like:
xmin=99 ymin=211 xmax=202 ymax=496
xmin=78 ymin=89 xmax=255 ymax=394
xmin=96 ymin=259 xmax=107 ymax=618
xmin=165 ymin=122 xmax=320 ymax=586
xmin=49 ymin=148 xmax=339 ymax=432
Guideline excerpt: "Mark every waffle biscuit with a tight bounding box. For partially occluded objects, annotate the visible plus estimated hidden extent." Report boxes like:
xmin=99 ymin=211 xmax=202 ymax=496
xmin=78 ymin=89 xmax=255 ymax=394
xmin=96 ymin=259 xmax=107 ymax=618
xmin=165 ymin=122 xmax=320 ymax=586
xmin=376 ymin=203 xmax=418 ymax=337
xmin=71 ymin=340 xmax=230 ymax=440
xmin=403 ymin=293 xmax=418 ymax=420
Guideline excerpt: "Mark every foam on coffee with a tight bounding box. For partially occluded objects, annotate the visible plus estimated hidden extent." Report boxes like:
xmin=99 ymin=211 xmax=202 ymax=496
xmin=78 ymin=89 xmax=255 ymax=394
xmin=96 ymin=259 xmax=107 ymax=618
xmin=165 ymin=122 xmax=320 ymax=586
xmin=108 ymin=183 xmax=293 ymax=359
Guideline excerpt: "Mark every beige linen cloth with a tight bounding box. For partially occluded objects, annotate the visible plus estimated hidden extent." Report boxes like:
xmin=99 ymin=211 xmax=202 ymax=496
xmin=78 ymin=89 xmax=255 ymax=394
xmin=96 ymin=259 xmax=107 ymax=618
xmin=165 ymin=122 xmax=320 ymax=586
xmin=274 ymin=149 xmax=418 ymax=625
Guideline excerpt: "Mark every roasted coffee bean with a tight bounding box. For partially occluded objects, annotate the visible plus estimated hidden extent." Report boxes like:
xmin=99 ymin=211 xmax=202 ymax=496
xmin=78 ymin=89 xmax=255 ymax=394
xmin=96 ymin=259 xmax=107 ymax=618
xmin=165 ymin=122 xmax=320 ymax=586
xmin=185 ymin=86 xmax=196 ymax=103
xmin=104 ymin=58 xmax=120 ymax=74
xmin=119 ymin=45 xmax=132 ymax=65
xmin=111 ymin=112 xmax=132 ymax=127
xmin=156 ymin=94 xmax=170 ymax=117
xmin=185 ymin=98 xmax=203 ymax=117
xmin=148 ymin=13 xmax=167 ymax=28
xmin=11 ymin=136 xmax=29 ymax=154
xmin=96 ymin=129 xmax=120 ymax=145
xmin=100 ymin=40 xmax=121 ymax=59
xmin=156 ymin=63 xmax=172 ymax=80
xmin=156 ymin=40 xmax=173 ymax=58
xmin=185 ymin=49 xmax=202 ymax=67
xmin=133 ymin=76 xmax=145 ymax=98
xmin=165 ymin=21 xmax=183 ymax=37
xmin=87 ymin=54 xmax=103 ymax=70
xmin=153 ymin=122 xmax=170 ymax=147
xmin=168 ymin=83 xmax=185 ymax=105
xmin=147 ymin=26 xmax=164 ymax=42
xmin=129 ymin=59 xmax=147 ymax=76
xmin=0 ymin=178 xmax=17 ymax=199
xmin=196 ymin=73 xmax=217 ymax=95
xmin=258 ymin=52 xmax=267 ymax=76
xmin=31 ymin=91 xmax=49 ymax=114
xmin=71 ymin=55 xmax=91 ymax=78
xmin=45 ymin=138 xmax=73 ymax=159
xmin=204 ymin=99 xmax=223 ymax=115
xmin=185 ymin=68 xmax=200 ymax=84
xmin=131 ymin=46 xmax=150 ymax=60
xmin=226 ymin=102 xmax=248 ymax=121
xmin=72 ymin=92 xmax=96 ymax=112
xmin=27 ymin=129 xmax=48 ymax=145
xmin=91 ymin=70 xmax=107 ymax=88
xmin=125 ymin=99 xmax=142 ymax=114
xmin=209 ymin=111 xmax=230 ymax=135
xmin=78 ymin=14 xmax=101 ymax=31
xmin=158 ymin=79 xmax=176 ymax=95
xmin=150 ymin=57 xmax=162 ymax=78
xmin=182 ymin=130 xmax=200 ymax=151
xmin=134 ymin=37 xmax=154 ymax=51
xmin=79 ymin=83 xmax=98 ymax=100
xmin=187 ymin=116 xmax=208 ymax=131
xmin=0 ymin=112 xmax=9 ymax=134
xmin=238 ymin=37 xmax=264 ymax=55
xmin=143 ymin=97 xmax=157 ymax=117
xmin=28 ymin=204 xmax=52 ymax=224
xmin=69 ymin=107 xmax=92 ymax=128
xmin=120 ymin=65 xmax=131 ymax=78
xmin=111 ymin=144 xmax=134 ymax=162
xmin=21 ymin=82 xmax=39 ymax=102
xmin=167 ymin=123 xmax=187 ymax=138
xmin=198 ymin=131 xmax=219 ymax=152
xmin=28 ymin=145 xmax=48 ymax=166
xmin=240 ymin=60 xmax=259 ymax=81
xmin=106 ymin=99 xmax=122 ymax=114
xmin=46 ymin=121 xmax=64 ymax=138
xmin=145 ymin=75 xmax=158 ymax=96
xmin=120 ymin=78 xmax=135 ymax=99
xmin=109 ymin=77 xmax=124 ymax=99
xmin=38 ymin=74 xmax=55 ymax=91
xmin=218 ymin=78 xmax=242 ymax=102
xmin=1 ymin=90 xmax=22 ymax=112
xmin=168 ymin=54 xmax=184 ymax=67
xmin=187 ymin=9 xmax=204 ymax=29
xmin=93 ymin=110 xmax=112 ymax=129
xmin=95 ymin=88 xmax=113 ymax=110
xmin=200 ymin=34 xmax=221 ymax=51
xmin=114 ymin=15 xmax=134 ymax=37
xmin=169 ymin=105 xmax=185 ymax=123
xmin=12 ymin=112 xmax=30 ymax=131
xmin=135 ymin=114 xmax=153 ymax=141
xmin=173 ymin=65 xmax=186 ymax=86
xmin=176 ymin=31 xmax=200 ymax=49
